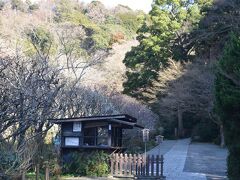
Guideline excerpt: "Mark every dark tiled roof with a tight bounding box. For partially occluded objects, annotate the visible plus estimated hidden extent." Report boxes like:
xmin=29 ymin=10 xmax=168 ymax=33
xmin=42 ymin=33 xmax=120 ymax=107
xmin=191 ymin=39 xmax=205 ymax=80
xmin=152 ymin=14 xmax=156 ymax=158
xmin=49 ymin=114 xmax=143 ymax=128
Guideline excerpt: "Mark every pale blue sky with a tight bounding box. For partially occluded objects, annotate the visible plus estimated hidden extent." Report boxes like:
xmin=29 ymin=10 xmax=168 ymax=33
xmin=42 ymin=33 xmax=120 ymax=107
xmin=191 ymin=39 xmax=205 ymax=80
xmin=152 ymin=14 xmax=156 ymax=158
xmin=80 ymin=0 xmax=153 ymax=13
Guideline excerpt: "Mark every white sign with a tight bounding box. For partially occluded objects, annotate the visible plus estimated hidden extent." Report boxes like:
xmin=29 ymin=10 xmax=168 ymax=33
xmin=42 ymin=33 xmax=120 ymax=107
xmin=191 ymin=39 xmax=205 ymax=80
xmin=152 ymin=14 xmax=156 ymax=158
xmin=73 ymin=122 xmax=82 ymax=132
xmin=142 ymin=129 xmax=150 ymax=142
xmin=65 ymin=137 xmax=79 ymax=146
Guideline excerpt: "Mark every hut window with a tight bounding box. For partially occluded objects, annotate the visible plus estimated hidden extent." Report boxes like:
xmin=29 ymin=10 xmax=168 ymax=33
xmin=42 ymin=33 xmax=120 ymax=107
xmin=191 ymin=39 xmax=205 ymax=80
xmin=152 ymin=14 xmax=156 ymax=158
xmin=73 ymin=122 xmax=81 ymax=132
xmin=97 ymin=126 xmax=108 ymax=146
xmin=83 ymin=127 xmax=96 ymax=146
xmin=65 ymin=137 xmax=79 ymax=146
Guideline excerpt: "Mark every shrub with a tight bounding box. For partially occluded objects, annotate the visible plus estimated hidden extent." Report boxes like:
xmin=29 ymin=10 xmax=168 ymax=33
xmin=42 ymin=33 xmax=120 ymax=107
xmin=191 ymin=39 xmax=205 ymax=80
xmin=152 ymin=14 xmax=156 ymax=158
xmin=63 ymin=151 xmax=109 ymax=177
xmin=191 ymin=119 xmax=218 ymax=142
xmin=11 ymin=0 xmax=26 ymax=12
xmin=117 ymin=12 xmax=142 ymax=37
xmin=0 ymin=0 xmax=5 ymax=10
xmin=25 ymin=26 xmax=57 ymax=57
xmin=28 ymin=3 xmax=39 ymax=12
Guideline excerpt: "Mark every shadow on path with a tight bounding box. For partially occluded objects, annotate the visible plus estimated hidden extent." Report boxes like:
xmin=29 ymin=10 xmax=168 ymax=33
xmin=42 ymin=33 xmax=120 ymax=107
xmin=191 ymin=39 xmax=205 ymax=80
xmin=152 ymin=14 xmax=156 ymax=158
xmin=183 ymin=142 xmax=228 ymax=180
xmin=147 ymin=139 xmax=228 ymax=180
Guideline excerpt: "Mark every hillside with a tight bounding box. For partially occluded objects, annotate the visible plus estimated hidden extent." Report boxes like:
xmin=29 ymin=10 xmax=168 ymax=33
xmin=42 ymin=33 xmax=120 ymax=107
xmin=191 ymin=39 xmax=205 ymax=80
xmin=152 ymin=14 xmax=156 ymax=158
xmin=0 ymin=0 xmax=144 ymax=56
xmin=0 ymin=0 xmax=144 ymax=89
xmin=0 ymin=3 xmax=159 ymax=177
xmin=82 ymin=40 xmax=139 ymax=91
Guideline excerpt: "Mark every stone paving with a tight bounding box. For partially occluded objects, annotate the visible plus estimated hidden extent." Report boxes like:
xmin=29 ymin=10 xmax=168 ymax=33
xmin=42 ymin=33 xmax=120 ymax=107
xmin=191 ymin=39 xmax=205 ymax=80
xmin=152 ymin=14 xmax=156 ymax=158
xmin=147 ymin=139 xmax=178 ymax=156
xmin=148 ymin=138 xmax=228 ymax=180
xmin=162 ymin=139 xmax=206 ymax=180
xmin=184 ymin=143 xmax=228 ymax=180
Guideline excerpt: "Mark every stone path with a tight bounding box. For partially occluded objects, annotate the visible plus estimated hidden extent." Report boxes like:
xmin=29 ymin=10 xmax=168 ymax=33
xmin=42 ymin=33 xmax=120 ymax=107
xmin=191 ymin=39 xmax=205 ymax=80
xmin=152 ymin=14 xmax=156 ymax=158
xmin=163 ymin=139 xmax=206 ymax=180
xmin=147 ymin=139 xmax=178 ymax=155
xmin=148 ymin=138 xmax=228 ymax=180
xmin=184 ymin=143 xmax=228 ymax=180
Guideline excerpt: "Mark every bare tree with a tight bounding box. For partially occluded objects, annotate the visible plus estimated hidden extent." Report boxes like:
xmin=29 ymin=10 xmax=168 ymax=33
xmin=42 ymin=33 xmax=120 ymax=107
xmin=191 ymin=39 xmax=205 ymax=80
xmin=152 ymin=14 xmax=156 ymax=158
xmin=57 ymin=85 xmax=118 ymax=118
xmin=55 ymin=23 xmax=108 ymax=85
xmin=142 ymin=59 xmax=215 ymax=138
xmin=0 ymin=23 xmax=113 ymax=176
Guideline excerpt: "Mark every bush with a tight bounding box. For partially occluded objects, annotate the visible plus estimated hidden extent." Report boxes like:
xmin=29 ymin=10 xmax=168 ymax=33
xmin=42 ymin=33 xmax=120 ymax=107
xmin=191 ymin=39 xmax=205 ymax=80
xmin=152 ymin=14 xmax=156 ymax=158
xmin=191 ymin=119 xmax=218 ymax=142
xmin=11 ymin=0 xmax=26 ymax=12
xmin=25 ymin=26 xmax=57 ymax=57
xmin=0 ymin=0 xmax=5 ymax=10
xmin=124 ymin=132 xmax=157 ymax=154
xmin=63 ymin=151 xmax=109 ymax=177
xmin=117 ymin=12 xmax=141 ymax=36
xmin=28 ymin=3 xmax=39 ymax=12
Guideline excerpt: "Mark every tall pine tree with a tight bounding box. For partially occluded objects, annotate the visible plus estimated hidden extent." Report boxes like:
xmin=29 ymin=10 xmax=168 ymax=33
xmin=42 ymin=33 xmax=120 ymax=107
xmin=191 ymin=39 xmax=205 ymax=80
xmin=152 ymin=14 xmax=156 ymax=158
xmin=215 ymin=34 xmax=240 ymax=180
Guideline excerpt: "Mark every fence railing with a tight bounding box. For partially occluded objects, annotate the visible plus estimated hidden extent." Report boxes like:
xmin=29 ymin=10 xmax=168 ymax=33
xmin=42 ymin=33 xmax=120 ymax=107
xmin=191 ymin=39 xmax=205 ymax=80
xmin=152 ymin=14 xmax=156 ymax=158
xmin=110 ymin=153 xmax=166 ymax=179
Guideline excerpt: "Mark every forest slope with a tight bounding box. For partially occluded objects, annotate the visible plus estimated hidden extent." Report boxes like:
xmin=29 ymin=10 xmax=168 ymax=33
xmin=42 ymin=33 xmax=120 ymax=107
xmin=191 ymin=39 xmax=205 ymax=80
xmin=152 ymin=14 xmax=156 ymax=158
xmin=82 ymin=40 xmax=138 ymax=91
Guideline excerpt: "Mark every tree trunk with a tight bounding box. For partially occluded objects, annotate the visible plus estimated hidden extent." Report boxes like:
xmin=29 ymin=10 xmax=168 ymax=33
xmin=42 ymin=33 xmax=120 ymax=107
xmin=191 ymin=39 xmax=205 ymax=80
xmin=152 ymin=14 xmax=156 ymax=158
xmin=21 ymin=170 xmax=26 ymax=180
xmin=35 ymin=164 xmax=39 ymax=180
xmin=18 ymin=92 xmax=26 ymax=148
xmin=178 ymin=106 xmax=183 ymax=138
xmin=220 ymin=124 xmax=225 ymax=148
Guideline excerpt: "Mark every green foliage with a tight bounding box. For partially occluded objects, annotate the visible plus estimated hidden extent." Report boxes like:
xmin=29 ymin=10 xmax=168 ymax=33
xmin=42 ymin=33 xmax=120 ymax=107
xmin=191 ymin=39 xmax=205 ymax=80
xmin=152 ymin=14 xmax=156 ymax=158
xmin=0 ymin=142 xmax=17 ymax=174
xmin=123 ymin=0 xmax=206 ymax=98
xmin=28 ymin=3 xmax=39 ymax=12
xmin=63 ymin=151 xmax=109 ymax=177
xmin=124 ymin=132 xmax=157 ymax=154
xmin=215 ymin=34 xmax=240 ymax=179
xmin=54 ymin=0 xmax=110 ymax=49
xmin=117 ymin=12 xmax=142 ymax=37
xmin=0 ymin=0 xmax=5 ymax=10
xmin=191 ymin=119 xmax=218 ymax=142
xmin=25 ymin=26 xmax=56 ymax=57
xmin=11 ymin=0 xmax=26 ymax=11
xmin=54 ymin=0 xmax=141 ymax=51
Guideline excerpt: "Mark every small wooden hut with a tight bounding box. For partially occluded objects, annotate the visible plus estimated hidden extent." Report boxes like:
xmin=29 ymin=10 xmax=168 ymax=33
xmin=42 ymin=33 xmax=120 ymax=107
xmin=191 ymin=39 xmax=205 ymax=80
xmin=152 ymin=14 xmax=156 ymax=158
xmin=51 ymin=114 xmax=143 ymax=156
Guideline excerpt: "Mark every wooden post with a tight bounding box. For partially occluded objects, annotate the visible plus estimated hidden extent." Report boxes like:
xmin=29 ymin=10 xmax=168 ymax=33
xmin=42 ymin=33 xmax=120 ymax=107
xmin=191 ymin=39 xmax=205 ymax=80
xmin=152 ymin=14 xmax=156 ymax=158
xmin=129 ymin=154 xmax=133 ymax=175
xmin=124 ymin=154 xmax=128 ymax=175
xmin=45 ymin=161 xmax=50 ymax=180
xmin=79 ymin=122 xmax=83 ymax=146
xmin=21 ymin=170 xmax=26 ymax=180
xmin=139 ymin=154 xmax=143 ymax=176
xmin=160 ymin=155 xmax=164 ymax=177
xmin=115 ymin=154 xmax=119 ymax=176
xmin=151 ymin=155 xmax=154 ymax=176
xmin=156 ymin=155 xmax=160 ymax=177
xmin=36 ymin=164 xmax=39 ymax=180
xmin=146 ymin=155 xmax=149 ymax=176
xmin=108 ymin=124 xmax=112 ymax=146
xmin=119 ymin=153 xmax=123 ymax=176
xmin=137 ymin=154 xmax=141 ymax=176
xmin=111 ymin=154 xmax=114 ymax=176
xmin=133 ymin=154 xmax=137 ymax=176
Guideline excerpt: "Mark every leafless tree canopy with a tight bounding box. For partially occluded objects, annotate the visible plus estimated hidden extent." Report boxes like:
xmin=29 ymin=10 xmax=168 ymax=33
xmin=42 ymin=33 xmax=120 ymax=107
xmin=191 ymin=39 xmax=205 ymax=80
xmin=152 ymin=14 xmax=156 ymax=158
xmin=0 ymin=25 xmax=109 ymax=176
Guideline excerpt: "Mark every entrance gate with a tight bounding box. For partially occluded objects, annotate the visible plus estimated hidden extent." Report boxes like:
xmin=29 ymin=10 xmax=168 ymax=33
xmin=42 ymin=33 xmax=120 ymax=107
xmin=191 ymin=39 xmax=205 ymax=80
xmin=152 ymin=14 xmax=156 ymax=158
xmin=110 ymin=153 xmax=166 ymax=179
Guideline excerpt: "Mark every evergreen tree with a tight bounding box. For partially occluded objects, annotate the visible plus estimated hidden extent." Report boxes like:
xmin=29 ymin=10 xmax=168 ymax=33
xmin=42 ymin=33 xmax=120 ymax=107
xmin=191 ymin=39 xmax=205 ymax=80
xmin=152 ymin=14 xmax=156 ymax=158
xmin=215 ymin=34 xmax=240 ymax=180
xmin=123 ymin=0 xmax=211 ymax=99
